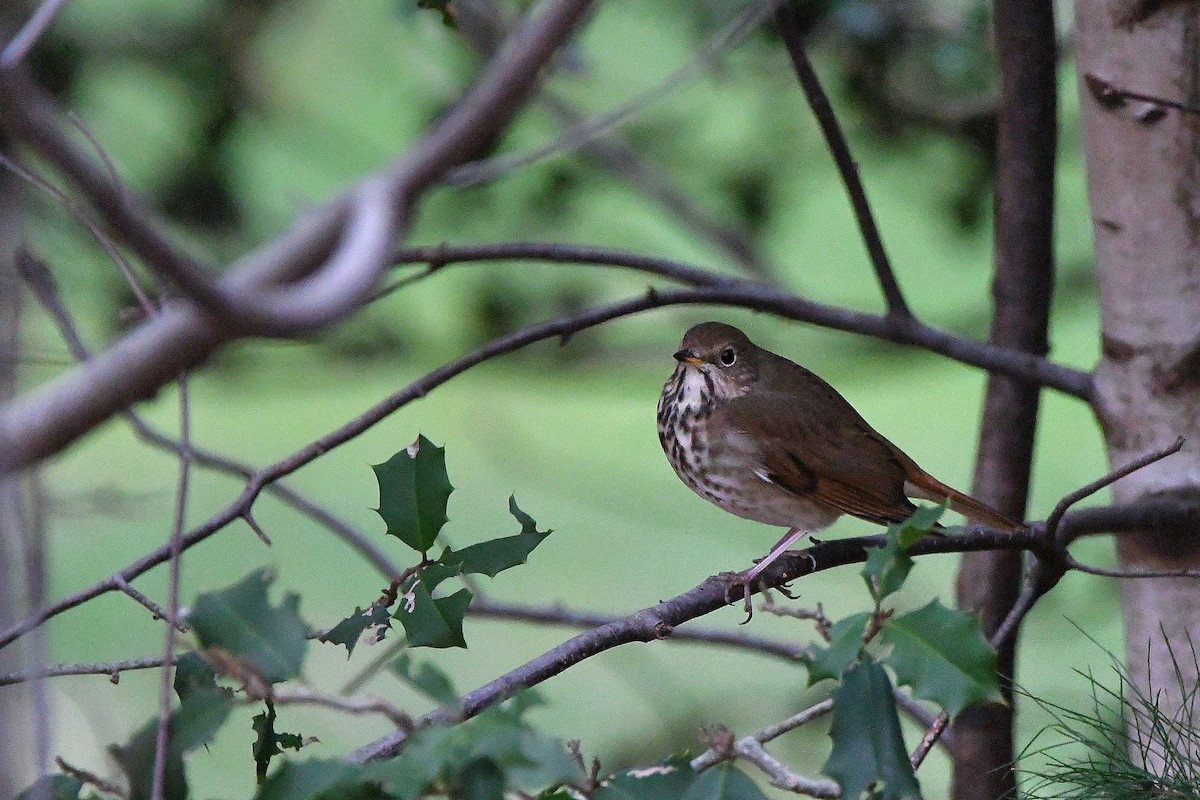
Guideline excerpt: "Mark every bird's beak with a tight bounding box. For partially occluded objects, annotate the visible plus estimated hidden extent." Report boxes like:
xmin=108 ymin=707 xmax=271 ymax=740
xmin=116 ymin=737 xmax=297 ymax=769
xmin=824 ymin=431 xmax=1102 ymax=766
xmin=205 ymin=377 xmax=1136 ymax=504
xmin=673 ymin=349 xmax=703 ymax=367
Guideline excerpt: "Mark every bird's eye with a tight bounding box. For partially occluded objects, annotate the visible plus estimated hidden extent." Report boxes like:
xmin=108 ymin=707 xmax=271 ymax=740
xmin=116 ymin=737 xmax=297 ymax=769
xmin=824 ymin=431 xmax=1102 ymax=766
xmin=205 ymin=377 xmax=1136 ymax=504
xmin=719 ymin=347 xmax=737 ymax=366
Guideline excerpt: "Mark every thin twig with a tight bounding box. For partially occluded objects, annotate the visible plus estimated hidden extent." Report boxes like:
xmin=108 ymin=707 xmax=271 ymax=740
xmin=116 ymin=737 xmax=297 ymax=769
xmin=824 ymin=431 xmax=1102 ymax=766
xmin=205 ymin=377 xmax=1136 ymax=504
xmin=729 ymin=738 xmax=839 ymax=797
xmin=775 ymin=4 xmax=910 ymax=318
xmin=272 ymin=686 xmax=412 ymax=729
xmin=0 ymin=654 xmax=170 ymax=687
xmin=470 ymin=597 xmax=807 ymax=661
xmin=1 ymin=0 xmax=72 ymax=67
xmin=1062 ymin=557 xmax=1200 ymax=580
xmin=691 ymin=699 xmax=835 ymax=773
xmin=151 ymin=373 xmax=191 ymax=800
xmin=55 ymin=756 xmax=128 ymax=800
xmin=112 ymin=576 xmax=186 ymax=633
xmin=910 ymin=712 xmax=950 ymax=769
xmin=1046 ymin=437 xmax=1185 ymax=546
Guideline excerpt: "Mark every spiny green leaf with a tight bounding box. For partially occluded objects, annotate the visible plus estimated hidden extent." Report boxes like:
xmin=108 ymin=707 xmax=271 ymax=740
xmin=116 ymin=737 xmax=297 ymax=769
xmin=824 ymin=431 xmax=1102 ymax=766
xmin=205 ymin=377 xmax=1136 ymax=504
xmin=440 ymin=496 xmax=553 ymax=578
xmin=393 ymin=653 xmax=461 ymax=709
xmin=189 ymin=569 xmax=308 ymax=684
xmin=373 ymin=436 xmax=454 ymax=555
xmin=319 ymin=604 xmax=391 ymax=657
xmin=253 ymin=700 xmax=309 ymax=782
xmin=806 ymin=612 xmax=870 ymax=685
xmin=893 ymin=504 xmax=944 ymax=539
xmin=682 ymin=762 xmax=768 ymax=800
xmin=394 ymin=581 xmax=473 ymax=649
xmin=823 ymin=659 xmax=922 ymax=800
xmin=595 ymin=756 xmax=698 ymax=800
xmin=880 ymin=599 xmax=1002 ymax=718
xmin=173 ymin=651 xmax=219 ymax=703
xmin=109 ymin=688 xmax=235 ymax=800
xmin=864 ymin=507 xmax=944 ymax=601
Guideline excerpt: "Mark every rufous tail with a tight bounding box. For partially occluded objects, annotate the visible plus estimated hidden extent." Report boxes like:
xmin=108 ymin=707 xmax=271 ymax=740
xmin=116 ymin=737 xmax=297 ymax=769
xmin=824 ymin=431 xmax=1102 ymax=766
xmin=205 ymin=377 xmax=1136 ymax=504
xmin=906 ymin=471 xmax=1020 ymax=532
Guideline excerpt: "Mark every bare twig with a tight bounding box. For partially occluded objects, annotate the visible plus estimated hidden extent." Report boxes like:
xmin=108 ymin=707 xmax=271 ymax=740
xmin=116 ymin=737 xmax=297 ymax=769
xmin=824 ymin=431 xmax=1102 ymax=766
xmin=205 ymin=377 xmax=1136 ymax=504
xmin=1045 ymin=437 xmax=1185 ymax=546
xmin=774 ymin=5 xmax=910 ymax=318
xmin=388 ymin=243 xmax=1093 ymax=398
xmin=1062 ymin=557 xmax=1200 ymax=580
xmin=470 ymin=597 xmax=807 ymax=661
xmin=0 ymin=654 xmax=170 ymax=687
xmin=55 ymin=756 xmax=128 ymax=800
xmin=271 ymin=686 xmax=412 ymax=729
xmin=726 ymin=738 xmax=839 ymax=797
xmin=691 ymin=699 xmax=835 ymax=773
xmin=112 ymin=576 xmax=186 ymax=633
xmin=1 ymin=0 xmax=72 ymax=67
xmin=910 ymin=712 xmax=950 ymax=770
xmin=151 ymin=372 xmax=191 ymax=800
xmin=538 ymin=93 xmax=774 ymax=278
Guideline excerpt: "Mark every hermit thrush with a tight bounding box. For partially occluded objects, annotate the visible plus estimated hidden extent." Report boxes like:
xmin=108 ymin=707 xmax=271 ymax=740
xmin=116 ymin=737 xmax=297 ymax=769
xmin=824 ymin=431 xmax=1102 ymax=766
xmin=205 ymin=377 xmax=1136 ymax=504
xmin=657 ymin=322 xmax=1019 ymax=611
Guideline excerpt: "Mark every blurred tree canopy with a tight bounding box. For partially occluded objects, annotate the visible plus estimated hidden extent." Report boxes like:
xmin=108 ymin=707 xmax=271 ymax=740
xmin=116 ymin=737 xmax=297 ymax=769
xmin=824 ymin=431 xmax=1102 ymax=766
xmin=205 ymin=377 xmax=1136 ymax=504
xmin=22 ymin=0 xmax=1020 ymax=364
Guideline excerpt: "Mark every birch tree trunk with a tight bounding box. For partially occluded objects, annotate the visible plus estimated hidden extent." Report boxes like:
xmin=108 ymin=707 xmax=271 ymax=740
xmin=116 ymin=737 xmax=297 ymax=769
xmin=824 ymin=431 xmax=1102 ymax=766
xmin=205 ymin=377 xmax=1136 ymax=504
xmin=1075 ymin=2 xmax=1200 ymax=770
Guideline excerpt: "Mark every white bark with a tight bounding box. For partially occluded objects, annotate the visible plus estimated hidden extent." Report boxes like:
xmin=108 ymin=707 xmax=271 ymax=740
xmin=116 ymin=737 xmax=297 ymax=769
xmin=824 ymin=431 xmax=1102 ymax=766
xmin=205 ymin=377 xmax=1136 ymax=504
xmin=1075 ymin=2 xmax=1200 ymax=772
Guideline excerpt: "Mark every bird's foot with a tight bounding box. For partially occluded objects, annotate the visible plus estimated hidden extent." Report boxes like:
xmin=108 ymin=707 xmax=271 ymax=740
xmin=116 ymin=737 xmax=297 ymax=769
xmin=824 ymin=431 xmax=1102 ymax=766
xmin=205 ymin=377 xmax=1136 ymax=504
xmin=716 ymin=571 xmax=759 ymax=623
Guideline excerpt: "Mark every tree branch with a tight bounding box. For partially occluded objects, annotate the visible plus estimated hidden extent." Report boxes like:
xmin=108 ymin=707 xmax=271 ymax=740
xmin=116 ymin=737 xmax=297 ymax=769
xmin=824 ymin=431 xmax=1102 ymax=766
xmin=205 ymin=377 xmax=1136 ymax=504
xmin=774 ymin=4 xmax=910 ymax=318
xmin=0 ymin=0 xmax=599 ymax=474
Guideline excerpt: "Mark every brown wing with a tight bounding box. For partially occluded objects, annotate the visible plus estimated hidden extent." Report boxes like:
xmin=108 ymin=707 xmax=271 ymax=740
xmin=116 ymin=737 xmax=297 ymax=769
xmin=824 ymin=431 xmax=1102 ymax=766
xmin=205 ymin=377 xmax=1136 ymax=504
xmin=720 ymin=383 xmax=919 ymax=526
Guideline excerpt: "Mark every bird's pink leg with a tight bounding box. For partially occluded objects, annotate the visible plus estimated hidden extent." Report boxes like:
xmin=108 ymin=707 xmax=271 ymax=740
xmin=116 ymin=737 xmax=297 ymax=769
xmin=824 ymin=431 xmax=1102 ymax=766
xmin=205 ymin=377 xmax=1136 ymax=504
xmin=732 ymin=527 xmax=809 ymax=619
xmin=743 ymin=527 xmax=808 ymax=583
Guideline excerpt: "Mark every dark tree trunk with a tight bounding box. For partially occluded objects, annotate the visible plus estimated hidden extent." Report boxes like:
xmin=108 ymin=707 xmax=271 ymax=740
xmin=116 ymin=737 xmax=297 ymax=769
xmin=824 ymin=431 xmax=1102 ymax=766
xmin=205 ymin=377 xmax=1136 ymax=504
xmin=953 ymin=2 xmax=1057 ymax=798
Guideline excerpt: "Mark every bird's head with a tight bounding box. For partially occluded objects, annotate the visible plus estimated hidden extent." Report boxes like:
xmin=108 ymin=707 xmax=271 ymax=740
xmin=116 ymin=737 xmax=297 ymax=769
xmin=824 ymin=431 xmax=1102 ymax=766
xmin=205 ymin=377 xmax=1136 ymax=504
xmin=672 ymin=322 xmax=759 ymax=400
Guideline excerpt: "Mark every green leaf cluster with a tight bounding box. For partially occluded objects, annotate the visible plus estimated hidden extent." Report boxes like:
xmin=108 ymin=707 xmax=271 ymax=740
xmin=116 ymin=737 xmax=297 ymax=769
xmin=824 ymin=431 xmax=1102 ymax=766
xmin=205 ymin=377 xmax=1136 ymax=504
xmin=326 ymin=438 xmax=555 ymax=655
xmin=254 ymin=699 xmax=583 ymax=800
xmin=804 ymin=507 xmax=1003 ymax=800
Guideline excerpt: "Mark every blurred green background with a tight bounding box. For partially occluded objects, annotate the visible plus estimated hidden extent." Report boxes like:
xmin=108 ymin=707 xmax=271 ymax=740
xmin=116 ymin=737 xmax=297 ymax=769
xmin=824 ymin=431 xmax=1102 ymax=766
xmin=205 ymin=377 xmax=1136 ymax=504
xmin=11 ymin=0 xmax=1116 ymax=797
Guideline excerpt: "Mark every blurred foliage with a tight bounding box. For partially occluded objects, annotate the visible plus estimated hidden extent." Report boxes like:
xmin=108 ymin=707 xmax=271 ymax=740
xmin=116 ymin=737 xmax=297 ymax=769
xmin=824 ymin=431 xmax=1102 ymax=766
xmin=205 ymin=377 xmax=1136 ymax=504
xmin=19 ymin=0 xmax=1020 ymax=365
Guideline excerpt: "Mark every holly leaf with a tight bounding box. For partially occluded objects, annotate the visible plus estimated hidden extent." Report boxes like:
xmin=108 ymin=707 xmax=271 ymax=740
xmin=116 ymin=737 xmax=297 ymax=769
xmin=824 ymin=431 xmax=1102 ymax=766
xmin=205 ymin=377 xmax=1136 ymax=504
xmin=594 ymin=756 xmax=698 ymax=800
xmin=188 ymin=569 xmax=307 ymax=685
xmin=880 ymin=599 xmax=1001 ymax=718
xmin=393 ymin=653 xmax=461 ymax=709
xmin=173 ymin=651 xmax=219 ymax=703
xmin=894 ymin=504 xmax=944 ymax=540
xmin=373 ymin=436 xmax=454 ymax=555
xmin=110 ymin=688 xmax=235 ymax=800
xmin=394 ymin=582 xmax=473 ymax=649
xmin=440 ymin=497 xmax=553 ymax=578
xmin=823 ymin=659 xmax=922 ymax=800
xmin=253 ymin=700 xmax=309 ymax=782
xmin=806 ymin=612 xmax=869 ymax=685
xmin=682 ymin=762 xmax=768 ymax=800
xmin=319 ymin=604 xmax=392 ymax=657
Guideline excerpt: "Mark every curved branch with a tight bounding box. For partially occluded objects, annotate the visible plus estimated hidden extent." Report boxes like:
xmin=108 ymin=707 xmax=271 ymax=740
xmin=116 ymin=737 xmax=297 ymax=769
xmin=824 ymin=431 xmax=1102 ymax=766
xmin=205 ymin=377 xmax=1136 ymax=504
xmin=351 ymin=526 xmax=1041 ymax=762
xmin=390 ymin=243 xmax=1093 ymax=398
xmin=0 ymin=0 xmax=599 ymax=475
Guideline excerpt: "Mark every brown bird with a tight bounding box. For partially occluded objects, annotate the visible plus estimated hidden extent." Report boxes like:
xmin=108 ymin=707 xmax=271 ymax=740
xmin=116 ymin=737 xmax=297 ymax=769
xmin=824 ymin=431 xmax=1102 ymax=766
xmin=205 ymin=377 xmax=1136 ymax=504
xmin=657 ymin=322 xmax=1019 ymax=611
